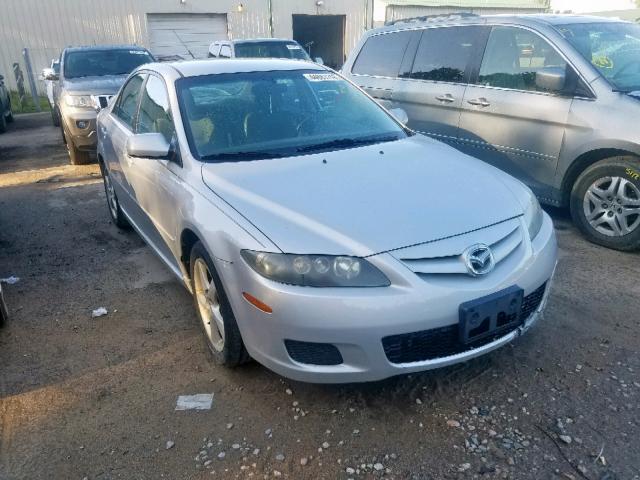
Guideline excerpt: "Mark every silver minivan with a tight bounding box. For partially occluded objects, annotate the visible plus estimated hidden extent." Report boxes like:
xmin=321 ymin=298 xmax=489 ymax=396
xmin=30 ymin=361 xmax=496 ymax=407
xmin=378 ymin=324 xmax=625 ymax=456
xmin=343 ymin=14 xmax=640 ymax=251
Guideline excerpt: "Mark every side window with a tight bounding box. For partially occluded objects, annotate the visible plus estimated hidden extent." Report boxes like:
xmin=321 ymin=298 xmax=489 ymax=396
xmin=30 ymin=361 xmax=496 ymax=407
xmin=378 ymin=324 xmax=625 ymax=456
xmin=113 ymin=74 xmax=145 ymax=129
xmin=220 ymin=45 xmax=232 ymax=58
xmin=410 ymin=26 xmax=484 ymax=83
xmin=137 ymin=75 xmax=175 ymax=142
xmin=351 ymin=31 xmax=413 ymax=78
xmin=209 ymin=43 xmax=220 ymax=58
xmin=478 ymin=26 xmax=568 ymax=92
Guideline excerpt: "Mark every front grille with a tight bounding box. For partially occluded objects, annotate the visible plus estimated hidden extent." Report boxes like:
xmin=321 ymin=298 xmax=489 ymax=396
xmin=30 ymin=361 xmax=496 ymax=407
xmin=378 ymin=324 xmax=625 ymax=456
xmin=92 ymin=95 xmax=113 ymax=110
xmin=285 ymin=340 xmax=343 ymax=366
xmin=382 ymin=283 xmax=547 ymax=364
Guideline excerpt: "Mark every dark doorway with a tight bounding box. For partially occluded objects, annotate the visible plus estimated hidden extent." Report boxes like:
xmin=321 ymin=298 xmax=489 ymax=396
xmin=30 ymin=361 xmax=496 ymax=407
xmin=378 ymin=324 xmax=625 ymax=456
xmin=292 ymin=14 xmax=346 ymax=70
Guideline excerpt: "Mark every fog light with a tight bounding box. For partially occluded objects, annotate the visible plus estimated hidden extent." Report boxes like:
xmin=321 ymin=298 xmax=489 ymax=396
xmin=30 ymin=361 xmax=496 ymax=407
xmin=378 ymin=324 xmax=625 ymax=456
xmin=76 ymin=120 xmax=88 ymax=129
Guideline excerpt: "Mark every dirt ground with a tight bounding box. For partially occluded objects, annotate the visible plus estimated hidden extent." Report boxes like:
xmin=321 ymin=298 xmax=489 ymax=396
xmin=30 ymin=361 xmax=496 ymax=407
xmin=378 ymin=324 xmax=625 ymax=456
xmin=1 ymin=113 xmax=639 ymax=480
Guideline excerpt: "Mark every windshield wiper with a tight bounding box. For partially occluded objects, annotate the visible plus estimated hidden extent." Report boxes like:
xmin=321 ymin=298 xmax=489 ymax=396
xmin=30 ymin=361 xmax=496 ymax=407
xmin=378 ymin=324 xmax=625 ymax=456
xmin=200 ymin=150 xmax=286 ymax=161
xmin=296 ymin=135 xmax=399 ymax=153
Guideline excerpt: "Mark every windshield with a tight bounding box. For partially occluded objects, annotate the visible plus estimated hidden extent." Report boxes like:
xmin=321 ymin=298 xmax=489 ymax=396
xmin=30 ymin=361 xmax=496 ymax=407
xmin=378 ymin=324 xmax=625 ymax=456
xmin=64 ymin=49 xmax=154 ymax=79
xmin=233 ymin=42 xmax=310 ymax=60
xmin=557 ymin=22 xmax=640 ymax=92
xmin=176 ymin=70 xmax=407 ymax=161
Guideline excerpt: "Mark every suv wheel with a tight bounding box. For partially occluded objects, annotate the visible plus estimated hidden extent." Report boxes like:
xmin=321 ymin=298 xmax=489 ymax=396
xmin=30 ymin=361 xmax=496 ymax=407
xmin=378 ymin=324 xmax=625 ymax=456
xmin=190 ymin=241 xmax=250 ymax=367
xmin=99 ymin=161 xmax=129 ymax=229
xmin=570 ymin=156 xmax=640 ymax=251
xmin=0 ymin=107 xmax=6 ymax=133
xmin=63 ymin=126 xmax=91 ymax=165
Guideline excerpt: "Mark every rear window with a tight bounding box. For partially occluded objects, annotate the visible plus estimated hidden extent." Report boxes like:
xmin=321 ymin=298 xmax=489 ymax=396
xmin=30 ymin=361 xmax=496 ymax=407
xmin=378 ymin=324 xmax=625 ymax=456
xmin=352 ymin=31 xmax=413 ymax=78
xmin=234 ymin=41 xmax=310 ymax=60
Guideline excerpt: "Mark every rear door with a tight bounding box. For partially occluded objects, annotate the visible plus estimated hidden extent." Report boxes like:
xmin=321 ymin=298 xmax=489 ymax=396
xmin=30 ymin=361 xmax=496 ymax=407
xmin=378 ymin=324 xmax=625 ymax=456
xmin=391 ymin=25 xmax=488 ymax=143
xmin=457 ymin=25 xmax=575 ymax=194
xmin=348 ymin=30 xmax=416 ymax=109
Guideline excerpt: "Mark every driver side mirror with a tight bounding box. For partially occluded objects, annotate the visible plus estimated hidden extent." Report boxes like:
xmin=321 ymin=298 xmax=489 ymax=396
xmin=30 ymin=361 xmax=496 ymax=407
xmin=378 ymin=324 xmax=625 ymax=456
xmin=314 ymin=57 xmax=324 ymax=65
xmin=389 ymin=107 xmax=409 ymax=125
xmin=126 ymin=133 xmax=170 ymax=159
xmin=535 ymin=67 xmax=566 ymax=92
xmin=42 ymin=68 xmax=58 ymax=81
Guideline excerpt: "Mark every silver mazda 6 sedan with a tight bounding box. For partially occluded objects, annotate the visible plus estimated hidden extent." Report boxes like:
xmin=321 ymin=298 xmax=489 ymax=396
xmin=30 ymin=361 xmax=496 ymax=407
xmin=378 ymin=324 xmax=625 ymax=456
xmin=97 ymin=59 xmax=557 ymax=383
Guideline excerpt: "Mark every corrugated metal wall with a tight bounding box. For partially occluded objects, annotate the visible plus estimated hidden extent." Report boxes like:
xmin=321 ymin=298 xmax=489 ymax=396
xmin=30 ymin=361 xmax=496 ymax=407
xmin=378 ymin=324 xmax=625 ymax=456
xmin=0 ymin=0 xmax=372 ymax=94
xmin=386 ymin=5 xmax=547 ymax=22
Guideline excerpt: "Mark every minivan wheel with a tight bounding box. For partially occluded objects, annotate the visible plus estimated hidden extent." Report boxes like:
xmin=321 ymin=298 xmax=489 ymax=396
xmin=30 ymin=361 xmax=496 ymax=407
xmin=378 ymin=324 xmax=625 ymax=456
xmin=99 ymin=161 xmax=129 ymax=229
xmin=570 ymin=157 xmax=640 ymax=251
xmin=190 ymin=241 xmax=250 ymax=367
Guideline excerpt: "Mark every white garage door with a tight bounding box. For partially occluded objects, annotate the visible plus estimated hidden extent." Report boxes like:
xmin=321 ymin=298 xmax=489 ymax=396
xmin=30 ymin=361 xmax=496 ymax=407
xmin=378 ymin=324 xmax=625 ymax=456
xmin=147 ymin=13 xmax=228 ymax=60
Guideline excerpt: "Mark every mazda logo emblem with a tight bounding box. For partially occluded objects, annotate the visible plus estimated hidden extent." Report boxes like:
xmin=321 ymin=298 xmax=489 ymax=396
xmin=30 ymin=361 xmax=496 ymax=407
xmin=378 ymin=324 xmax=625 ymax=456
xmin=462 ymin=244 xmax=495 ymax=276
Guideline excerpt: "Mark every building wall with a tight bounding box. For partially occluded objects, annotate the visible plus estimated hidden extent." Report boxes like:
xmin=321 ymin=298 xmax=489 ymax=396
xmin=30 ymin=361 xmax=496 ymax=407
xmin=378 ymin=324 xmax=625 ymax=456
xmin=0 ymin=0 xmax=372 ymax=93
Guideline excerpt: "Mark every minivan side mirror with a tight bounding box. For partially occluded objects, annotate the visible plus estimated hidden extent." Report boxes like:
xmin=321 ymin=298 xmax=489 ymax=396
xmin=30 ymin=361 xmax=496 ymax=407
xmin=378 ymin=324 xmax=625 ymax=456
xmin=126 ymin=133 xmax=170 ymax=159
xmin=389 ymin=107 xmax=409 ymax=125
xmin=535 ymin=67 xmax=566 ymax=92
xmin=314 ymin=57 xmax=324 ymax=65
xmin=42 ymin=68 xmax=58 ymax=81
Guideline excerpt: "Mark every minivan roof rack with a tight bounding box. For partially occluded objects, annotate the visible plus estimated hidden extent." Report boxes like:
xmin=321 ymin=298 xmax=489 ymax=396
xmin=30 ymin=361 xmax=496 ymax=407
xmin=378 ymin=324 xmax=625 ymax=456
xmin=385 ymin=12 xmax=479 ymax=26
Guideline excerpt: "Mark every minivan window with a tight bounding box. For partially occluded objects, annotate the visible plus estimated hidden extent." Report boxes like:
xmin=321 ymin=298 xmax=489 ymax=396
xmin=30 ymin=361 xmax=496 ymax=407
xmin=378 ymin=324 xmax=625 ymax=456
xmin=410 ymin=26 xmax=484 ymax=83
xmin=113 ymin=74 xmax=145 ymax=130
xmin=556 ymin=22 xmax=640 ymax=92
xmin=478 ymin=26 xmax=567 ymax=92
xmin=352 ymin=31 xmax=413 ymax=78
xmin=137 ymin=75 xmax=174 ymax=142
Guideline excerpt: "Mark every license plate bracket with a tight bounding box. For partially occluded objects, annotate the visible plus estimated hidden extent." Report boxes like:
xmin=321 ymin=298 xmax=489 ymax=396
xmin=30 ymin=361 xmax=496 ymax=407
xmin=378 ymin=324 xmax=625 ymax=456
xmin=459 ymin=286 xmax=524 ymax=345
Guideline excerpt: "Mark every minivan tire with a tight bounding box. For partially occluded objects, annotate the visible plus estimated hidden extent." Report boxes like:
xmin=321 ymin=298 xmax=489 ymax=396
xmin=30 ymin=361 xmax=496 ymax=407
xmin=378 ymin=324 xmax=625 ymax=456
xmin=570 ymin=156 xmax=640 ymax=251
xmin=189 ymin=241 xmax=250 ymax=367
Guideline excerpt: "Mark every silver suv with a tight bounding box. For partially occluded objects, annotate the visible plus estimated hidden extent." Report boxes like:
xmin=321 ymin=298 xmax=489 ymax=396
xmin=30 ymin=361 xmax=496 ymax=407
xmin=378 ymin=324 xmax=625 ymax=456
xmin=48 ymin=45 xmax=154 ymax=164
xmin=208 ymin=39 xmax=314 ymax=62
xmin=343 ymin=14 xmax=640 ymax=251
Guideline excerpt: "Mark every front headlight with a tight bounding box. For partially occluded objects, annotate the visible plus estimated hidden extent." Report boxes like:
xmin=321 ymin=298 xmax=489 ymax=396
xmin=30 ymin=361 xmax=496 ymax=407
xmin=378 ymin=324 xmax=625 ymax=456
xmin=241 ymin=251 xmax=390 ymax=287
xmin=64 ymin=94 xmax=95 ymax=109
xmin=523 ymin=192 xmax=544 ymax=240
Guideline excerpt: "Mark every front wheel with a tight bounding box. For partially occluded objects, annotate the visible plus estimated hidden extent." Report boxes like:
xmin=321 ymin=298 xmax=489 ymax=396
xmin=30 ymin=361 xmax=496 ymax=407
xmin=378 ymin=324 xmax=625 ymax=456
xmin=570 ymin=156 xmax=640 ymax=251
xmin=99 ymin=162 xmax=129 ymax=229
xmin=190 ymin=241 xmax=250 ymax=367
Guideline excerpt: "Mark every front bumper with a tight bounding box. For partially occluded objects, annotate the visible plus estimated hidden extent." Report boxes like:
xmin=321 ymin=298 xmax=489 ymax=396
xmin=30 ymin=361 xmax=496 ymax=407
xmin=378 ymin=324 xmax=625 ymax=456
xmin=220 ymin=214 xmax=557 ymax=383
xmin=61 ymin=106 xmax=98 ymax=150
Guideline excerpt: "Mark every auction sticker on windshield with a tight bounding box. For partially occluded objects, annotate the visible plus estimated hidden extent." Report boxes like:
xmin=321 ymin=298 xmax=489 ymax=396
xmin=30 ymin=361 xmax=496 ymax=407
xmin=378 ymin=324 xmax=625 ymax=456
xmin=304 ymin=73 xmax=340 ymax=82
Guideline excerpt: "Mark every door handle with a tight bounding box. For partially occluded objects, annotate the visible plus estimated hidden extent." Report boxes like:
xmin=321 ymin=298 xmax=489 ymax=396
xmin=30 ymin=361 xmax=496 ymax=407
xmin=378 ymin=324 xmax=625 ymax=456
xmin=435 ymin=94 xmax=455 ymax=103
xmin=467 ymin=97 xmax=491 ymax=107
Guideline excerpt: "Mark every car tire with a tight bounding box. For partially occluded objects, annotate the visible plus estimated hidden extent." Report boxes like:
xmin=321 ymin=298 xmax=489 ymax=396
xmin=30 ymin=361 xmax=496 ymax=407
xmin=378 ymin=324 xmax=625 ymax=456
xmin=189 ymin=241 xmax=250 ymax=367
xmin=64 ymin=128 xmax=91 ymax=165
xmin=0 ymin=108 xmax=6 ymax=133
xmin=570 ymin=156 xmax=640 ymax=251
xmin=99 ymin=161 xmax=129 ymax=229
xmin=6 ymin=106 xmax=13 ymax=123
xmin=51 ymin=107 xmax=60 ymax=127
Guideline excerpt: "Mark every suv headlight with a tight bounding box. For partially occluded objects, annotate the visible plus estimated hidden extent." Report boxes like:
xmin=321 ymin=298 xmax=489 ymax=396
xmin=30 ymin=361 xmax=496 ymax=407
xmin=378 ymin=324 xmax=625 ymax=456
xmin=241 ymin=251 xmax=390 ymax=287
xmin=64 ymin=94 xmax=95 ymax=109
xmin=523 ymin=193 xmax=544 ymax=240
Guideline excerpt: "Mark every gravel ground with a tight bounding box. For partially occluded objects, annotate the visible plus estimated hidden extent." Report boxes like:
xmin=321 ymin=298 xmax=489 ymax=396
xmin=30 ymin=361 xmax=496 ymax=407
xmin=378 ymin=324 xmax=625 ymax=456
xmin=1 ymin=113 xmax=639 ymax=480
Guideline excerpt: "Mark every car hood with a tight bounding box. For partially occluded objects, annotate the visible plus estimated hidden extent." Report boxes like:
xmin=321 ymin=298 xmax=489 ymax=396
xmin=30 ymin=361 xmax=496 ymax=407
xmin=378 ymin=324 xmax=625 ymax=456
xmin=62 ymin=75 xmax=128 ymax=95
xmin=201 ymin=135 xmax=525 ymax=256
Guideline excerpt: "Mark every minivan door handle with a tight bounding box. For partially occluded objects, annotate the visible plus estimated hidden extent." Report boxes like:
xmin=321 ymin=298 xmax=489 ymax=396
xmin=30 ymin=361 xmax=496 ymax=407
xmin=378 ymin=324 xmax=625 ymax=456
xmin=467 ymin=97 xmax=491 ymax=107
xmin=435 ymin=94 xmax=455 ymax=103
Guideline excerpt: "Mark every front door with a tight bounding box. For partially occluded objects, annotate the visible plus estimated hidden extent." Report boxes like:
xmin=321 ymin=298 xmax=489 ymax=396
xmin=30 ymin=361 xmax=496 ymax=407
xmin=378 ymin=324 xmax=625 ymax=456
xmin=391 ymin=25 xmax=488 ymax=144
xmin=457 ymin=26 xmax=574 ymax=194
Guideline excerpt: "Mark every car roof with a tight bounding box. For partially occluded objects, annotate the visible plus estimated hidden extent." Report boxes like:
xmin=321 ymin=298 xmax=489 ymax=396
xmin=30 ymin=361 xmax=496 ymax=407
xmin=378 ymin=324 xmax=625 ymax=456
xmin=63 ymin=45 xmax=149 ymax=53
xmin=233 ymin=38 xmax=300 ymax=44
xmin=376 ymin=13 xmax=628 ymax=34
xmin=151 ymin=58 xmax=325 ymax=78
